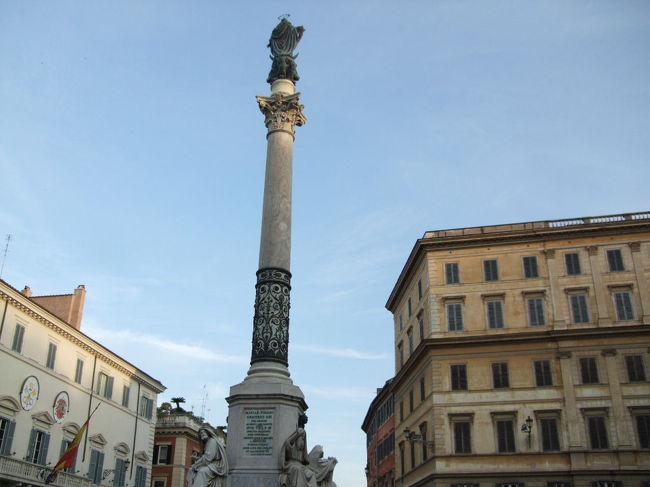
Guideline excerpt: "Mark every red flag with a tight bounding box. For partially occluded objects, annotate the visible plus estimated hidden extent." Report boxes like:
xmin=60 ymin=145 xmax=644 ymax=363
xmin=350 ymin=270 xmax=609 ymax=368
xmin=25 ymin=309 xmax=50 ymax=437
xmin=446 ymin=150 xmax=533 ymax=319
xmin=46 ymin=404 xmax=99 ymax=484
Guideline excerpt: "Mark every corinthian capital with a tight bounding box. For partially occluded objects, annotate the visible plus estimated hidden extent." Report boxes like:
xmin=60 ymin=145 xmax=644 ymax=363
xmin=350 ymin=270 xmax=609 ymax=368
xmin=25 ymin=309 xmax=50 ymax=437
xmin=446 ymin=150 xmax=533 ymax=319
xmin=256 ymin=92 xmax=307 ymax=138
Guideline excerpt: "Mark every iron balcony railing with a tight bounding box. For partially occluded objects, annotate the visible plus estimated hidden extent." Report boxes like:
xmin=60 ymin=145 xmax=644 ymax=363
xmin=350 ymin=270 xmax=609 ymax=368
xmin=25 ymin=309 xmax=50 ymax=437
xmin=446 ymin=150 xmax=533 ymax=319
xmin=0 ymin=455 xmax=93 ymax=487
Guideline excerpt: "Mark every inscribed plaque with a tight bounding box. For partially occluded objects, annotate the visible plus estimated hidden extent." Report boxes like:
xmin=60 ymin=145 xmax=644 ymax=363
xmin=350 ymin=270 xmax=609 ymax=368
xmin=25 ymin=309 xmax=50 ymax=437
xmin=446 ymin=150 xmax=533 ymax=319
xmin=243 ymin=408 xmax=274 ymax=456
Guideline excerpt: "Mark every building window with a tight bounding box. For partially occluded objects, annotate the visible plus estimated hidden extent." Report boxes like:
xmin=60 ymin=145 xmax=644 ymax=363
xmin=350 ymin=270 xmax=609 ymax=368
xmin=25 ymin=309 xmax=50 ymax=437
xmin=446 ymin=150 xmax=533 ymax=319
xmin=626 ymin=355 xmax=647 ymax=382
xmin=534 ymin=360 xmax=553 ymax=386
xmin=570 ymin=294 xmax=590 ymax=324
xmin=452 ymin=484 xmax=479 ymax=487
xmin=96 ymin=373 xmax=114 ymax=399
xmin=11 ymin=324 xmax=25 ymax=353
xmin=592 ymin=482 xmax=622 ymax=487
xmin=547 ymin=483 xmax=570 ymax=487
xmin=410 ymin=438 xmax=415 ymax=469
xmin=407 ymin=328 xmax=413 ymax=355
xmin=0 ymin=416 xmax=16 ymax=456
xmin=453 ymin=421 xmax=471 ymax=454
xmin=447 ymin=302 xmax=464 ymax=331
xmin=540 ymin=418 xmax=560 ymax=451
xmin=418 ymin=279 xmax=423 ymax=300
xmin=587 ymin=415 xmax=609 ymax=449
xmin=451 ymin=364 xmax=468 ymax=391
xmin=399 ymin=401 xmax=404 ymax=422
xmin=122 ymin=385 xmax=131 ymax=407
xmin=399 ymin=313 xmax=403 ymax=331
xmin=134 ymin=466 xmax=147 ymax=487
xmin=497 ymin=484 xmax=524 ymax=487
xmin=59 ymin=439 xmax=77 ymax=472
xmin=139 ymin=396 xmax=154 ymax=419
xmin=113 ymin=458 xmax=127 ymax=487
xmin=153 ymin=444 xmax=171 ymax=464
xmin=445 ymin=262 xmax=460 ymax=284
xmin=580 ymin=357 xmax=599 ymax=384
xmin=88 ymin=449 xmax=105 ymax=484
xmin=27 ymin=428 xmax=50 ymax=464
xmin=408 ymin=297 xmax=412 ymax=317
xmin=399 ymin=442 xmax=405 ymax=475
xmin=496 ymin=419 xmax=516 ymax=452
xmin=614 ymin=291 xmax=634 ymax=321
xmin=527 ymin=297 xmax=546 ymax=326
xmin=418 ymin=313 xmax=425 ymax=341
xmin=492 ymin=362 xmax=509 ymax=389
xmin=636 ymin=414 xmax=650 ymax=448
xmin=419 ymin=423 xmax=428 ymax=461
xmin=74 ymin=359 xmax=84 ymax=384
xmin=484 ymin=259 xmax=499 ymax=281
xmin=565 ymin=252 xmax=581 ymax=275
xmin=607 ymin=249 xmax=625 ymax=272
xmin=523 ymin=256 xmax=539 ymax=278
xmin=46 ymin=343 xmax=57 ymax=370
xmin=409 ymin=389 xmax=414 ymax=413
xmin=398 ymin=342 xmax=404 ymax=368
xmin=420 ymin=376 xmax=425 ymax=401
xmin=486 ymin=300 xmax=505 ymax=329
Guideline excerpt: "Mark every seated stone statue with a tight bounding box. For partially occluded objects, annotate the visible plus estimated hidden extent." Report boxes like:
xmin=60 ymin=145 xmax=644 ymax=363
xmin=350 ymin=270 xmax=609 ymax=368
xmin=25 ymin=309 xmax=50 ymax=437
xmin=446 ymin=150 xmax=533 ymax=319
xmin=187 ymin=428 xmax=228 ymax=487
xmin=308 ymin=445 xmax=337 ymax=487
xmin=279 ymin=428 xmax=317 ymax=487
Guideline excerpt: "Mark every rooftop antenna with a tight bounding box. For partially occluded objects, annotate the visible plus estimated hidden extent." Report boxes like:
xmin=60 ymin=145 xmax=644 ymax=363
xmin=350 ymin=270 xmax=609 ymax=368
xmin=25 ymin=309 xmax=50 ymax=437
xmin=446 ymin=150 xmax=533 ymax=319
xmin=200 ymin=384 xmax=208 ymax=419
xmin=0 ymin=234 xmax=11 ymax=279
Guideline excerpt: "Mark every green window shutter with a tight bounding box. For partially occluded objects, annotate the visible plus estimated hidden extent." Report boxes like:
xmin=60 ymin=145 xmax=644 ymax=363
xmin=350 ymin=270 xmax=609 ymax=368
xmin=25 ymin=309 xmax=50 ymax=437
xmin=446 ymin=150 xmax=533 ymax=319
xmin=106 ymin=377 xmax=114 ymax=399
xmin=37 ymin=433 xmax=50 ymax=465
xmin=26 ymin=429 xmax=37 ymax=462
xmin=1 ymin=420 xmax=16 ymax=455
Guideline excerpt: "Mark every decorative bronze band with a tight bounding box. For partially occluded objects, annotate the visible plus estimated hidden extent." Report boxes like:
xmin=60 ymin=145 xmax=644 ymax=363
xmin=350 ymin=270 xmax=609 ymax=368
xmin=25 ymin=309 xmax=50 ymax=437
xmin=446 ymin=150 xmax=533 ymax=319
xmin=251 ymin=267 xmax=292 ymax=365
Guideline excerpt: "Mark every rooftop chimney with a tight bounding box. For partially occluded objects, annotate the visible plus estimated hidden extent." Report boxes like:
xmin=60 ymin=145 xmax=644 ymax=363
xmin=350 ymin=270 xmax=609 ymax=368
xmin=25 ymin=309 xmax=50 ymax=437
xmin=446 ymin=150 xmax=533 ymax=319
xmin=30 ymin=284 xmax=87 ymax=330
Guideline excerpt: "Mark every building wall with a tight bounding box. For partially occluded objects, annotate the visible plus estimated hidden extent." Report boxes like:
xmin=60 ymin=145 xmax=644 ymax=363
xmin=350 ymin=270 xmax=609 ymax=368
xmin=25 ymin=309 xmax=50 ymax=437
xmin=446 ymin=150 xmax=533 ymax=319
xmin=381 ymin=213 xmax=650 ymax=486
xmin=0 ymin=280 xmax=165 ymax=487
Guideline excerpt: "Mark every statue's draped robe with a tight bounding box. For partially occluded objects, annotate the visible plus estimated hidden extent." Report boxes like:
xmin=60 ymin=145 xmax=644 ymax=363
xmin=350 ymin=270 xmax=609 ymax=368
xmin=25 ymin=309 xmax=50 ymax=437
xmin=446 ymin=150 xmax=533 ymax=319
xmin=187 ymin=437 xmax=227 ymax=487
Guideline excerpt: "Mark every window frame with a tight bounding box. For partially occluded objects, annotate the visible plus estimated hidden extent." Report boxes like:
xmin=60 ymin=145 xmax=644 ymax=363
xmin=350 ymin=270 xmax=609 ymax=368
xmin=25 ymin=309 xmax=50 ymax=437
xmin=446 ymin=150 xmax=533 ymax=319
xmin=452 ymin=419 xmax=472 ymax=454
xmin=11 ymin=324 xmax=25 ymax=353
xmin=484 ymin=259 xmax=499 ymax=282
xmin=565 ymin=252 xmax=581 ymax=275
xmin=493 ymin=416 xmax=516 ymax=453
xmin=526 ymin=296 xmax=546 ymax=327
xmin=523 ymin=255 xmax=539 ymax=278
xmin=613 ymin=290 xmax=635 ymax=321
xmin=569 ymin=293 xmax=590 ymax=324
xmin=74 ymin=358 xmax=84 ymax=384
xmin=538 ymin=416 xmax=561 ymax=451
xmin=579 ymin=357 xmax=599 ymax=384
xmin=492 ymin=362 xmax=510 ymax=389
xmin=606 ymin=248 xmax=625 ymax=272
xmin=445 ymin=262 xmax=460 ymax=285
xmin=46 ymin=342 xmax=57 ymax=370
xmin=451 ymin=364 xmax=468 ymax=391
xmin=625 ymin=355 xmax=647 ymax=382
xmin=486 ymin=299 xmax=505 ymax=329
xmin=534 ymin=360 xmax=553 ymax=387
xmin=446 ymin=301 xmax=464 ymax=332
xmin=586 ymin=414 xmax=609 ymax=450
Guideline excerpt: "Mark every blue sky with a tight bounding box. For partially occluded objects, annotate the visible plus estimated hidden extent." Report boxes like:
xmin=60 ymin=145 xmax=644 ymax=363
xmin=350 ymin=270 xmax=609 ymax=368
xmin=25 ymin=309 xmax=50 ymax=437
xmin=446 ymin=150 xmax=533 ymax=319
xmin=1 ymin=1 xmax=649 ymax=485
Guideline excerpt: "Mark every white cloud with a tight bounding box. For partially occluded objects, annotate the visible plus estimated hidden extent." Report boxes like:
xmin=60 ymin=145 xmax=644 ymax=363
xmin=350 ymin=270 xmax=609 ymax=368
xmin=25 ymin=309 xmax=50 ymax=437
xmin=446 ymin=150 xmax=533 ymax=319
xmin=85 ymin=325 xmax=248 ymax=364
xmin=292 ymin=343 xmax=387 ymax=360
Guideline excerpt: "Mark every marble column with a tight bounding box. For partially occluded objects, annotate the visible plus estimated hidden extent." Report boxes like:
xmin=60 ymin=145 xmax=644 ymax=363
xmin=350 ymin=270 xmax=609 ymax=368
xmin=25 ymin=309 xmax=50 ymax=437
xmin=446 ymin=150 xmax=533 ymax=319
xmin=226 ymin=74 xmax=307 ymax=487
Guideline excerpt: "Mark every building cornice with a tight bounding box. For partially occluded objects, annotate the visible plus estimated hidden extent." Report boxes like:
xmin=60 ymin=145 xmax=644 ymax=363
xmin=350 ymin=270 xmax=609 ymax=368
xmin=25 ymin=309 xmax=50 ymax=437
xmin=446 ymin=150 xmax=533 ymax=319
xmin=386 ymin=212 xmax=650 ymax=311
xmin=0 ymin=282 xmax=165 ymax=393
xmin=391 ymin=324 xmax=650 ymax=391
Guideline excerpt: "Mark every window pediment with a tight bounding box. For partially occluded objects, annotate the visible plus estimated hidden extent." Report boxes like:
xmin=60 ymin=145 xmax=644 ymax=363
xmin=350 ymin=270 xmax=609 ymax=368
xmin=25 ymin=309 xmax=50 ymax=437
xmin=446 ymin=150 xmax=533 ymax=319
xmin=32 ymin=410 xmax=55 ymax=427
xmin=114 ymin=442 xmax=130 ymax=456
xmin=89 ymin=433 xmax=107 ymax=447
xmin=134 ymin=450 xmax=149 ymax=463
xmin=0 ymin=396 xmax=20 ymax=416
xmin=62 ymin=422 xmax=81 ymax=437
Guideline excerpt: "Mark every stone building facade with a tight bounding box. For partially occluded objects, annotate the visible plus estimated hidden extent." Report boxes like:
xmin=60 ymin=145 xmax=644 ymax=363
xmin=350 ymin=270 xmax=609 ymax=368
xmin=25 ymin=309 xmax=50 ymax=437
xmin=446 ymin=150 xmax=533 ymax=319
xmin=151 ymin=413 xmax=225 ymax=487
xmin=368 ymin=212 xmax=650 ymax=487
xmin=0 ymin=279 xmax=165 ymax=487
xmin=363 ymin=380 xmax=395 ymax=487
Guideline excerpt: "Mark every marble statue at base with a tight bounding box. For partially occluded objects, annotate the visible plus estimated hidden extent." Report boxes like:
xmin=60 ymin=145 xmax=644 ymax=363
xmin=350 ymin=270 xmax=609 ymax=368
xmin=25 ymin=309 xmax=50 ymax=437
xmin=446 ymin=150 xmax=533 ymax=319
xmin=187 ymin=427 xmax=228 ymax=487
xmin=279 ymin=416 xmax=337 ymax=487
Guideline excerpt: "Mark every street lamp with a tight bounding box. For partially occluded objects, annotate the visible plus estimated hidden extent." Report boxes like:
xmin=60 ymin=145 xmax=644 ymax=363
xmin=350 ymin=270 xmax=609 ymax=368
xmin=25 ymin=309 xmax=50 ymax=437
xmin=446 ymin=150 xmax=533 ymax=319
xmin=103 ymin=459 xmax=130 ymax=480
xmin=520 ymin=416 xmax=533 ymax=448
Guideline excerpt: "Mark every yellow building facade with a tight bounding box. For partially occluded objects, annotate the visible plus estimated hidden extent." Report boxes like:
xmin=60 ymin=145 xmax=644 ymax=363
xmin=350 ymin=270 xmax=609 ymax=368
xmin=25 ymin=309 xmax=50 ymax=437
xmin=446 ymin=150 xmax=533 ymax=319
xmin=385 ymin=212 xmax=650 ymax=487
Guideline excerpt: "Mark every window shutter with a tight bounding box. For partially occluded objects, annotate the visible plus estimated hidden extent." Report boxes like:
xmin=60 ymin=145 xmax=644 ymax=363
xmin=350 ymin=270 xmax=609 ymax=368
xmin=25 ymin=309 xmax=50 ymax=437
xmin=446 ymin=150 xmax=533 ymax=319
xmin=1 ymin=420 xmax=16 ymax=455
xmin=153 ymin=445 xmax=159 ymax=464
xmin=27 ymin=429 xmax=37 ymax=462
xmin=38 ymin=433 xmax=50 ymax=465
xmin=89 ymin=450 xmax=98 ymax=482
xmin=106 ymin=377 xmax=114 ymax=399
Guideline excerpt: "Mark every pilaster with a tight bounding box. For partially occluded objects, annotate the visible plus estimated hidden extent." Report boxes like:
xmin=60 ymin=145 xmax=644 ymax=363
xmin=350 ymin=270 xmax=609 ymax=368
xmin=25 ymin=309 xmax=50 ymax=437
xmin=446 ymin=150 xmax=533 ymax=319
xmin=587 ymin=246 xmax=612 ymax=326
